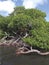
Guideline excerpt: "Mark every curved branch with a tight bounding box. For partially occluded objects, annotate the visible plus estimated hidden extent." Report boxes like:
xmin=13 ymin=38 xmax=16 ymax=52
xmin=16 ymin=49 xmax=49 ymax=55
xmin=23 ymin=33 xmax=28 ymax=38
xmin=0 ymin=40 xmax=49 ymax=56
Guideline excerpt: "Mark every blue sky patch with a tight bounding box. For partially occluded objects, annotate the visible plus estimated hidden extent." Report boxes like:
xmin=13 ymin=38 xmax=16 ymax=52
xmin=0 ymin=0 xmax=49 ymax=21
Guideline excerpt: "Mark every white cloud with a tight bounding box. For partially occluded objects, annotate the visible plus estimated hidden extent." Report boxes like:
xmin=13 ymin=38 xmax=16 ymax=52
xmin=0 ymin=0 xmax=16 ymax=14
xmin=22 ymin=0 xmax=47 ymax=9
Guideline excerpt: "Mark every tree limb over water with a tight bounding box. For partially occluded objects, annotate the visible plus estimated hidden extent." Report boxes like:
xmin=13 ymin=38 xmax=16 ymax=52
xmin=0 ymin=33 xmax=49 ymax=56
xmin=16 ymin=48 xmax=49 ymax=55
xmin=0 ymin=41 xmax=49 ymax=56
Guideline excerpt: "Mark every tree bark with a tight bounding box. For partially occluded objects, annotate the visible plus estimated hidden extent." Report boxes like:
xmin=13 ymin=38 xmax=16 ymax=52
xmin=16 ymin=48 xmax=49 ymax=55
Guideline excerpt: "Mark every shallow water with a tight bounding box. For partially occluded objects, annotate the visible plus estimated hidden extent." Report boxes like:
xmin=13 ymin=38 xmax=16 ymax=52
xmin=0 ymin=46 xmax=49 ymax=65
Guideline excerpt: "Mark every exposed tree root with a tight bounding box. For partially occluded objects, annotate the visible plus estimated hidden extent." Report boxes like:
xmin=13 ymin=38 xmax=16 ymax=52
xmin=16 ymin=48 xmax=49 ymax=55
xmin=0 ymin=42 xmax=49 ymax=56
xmin=0 ymin=34 xmax=49 ymax=56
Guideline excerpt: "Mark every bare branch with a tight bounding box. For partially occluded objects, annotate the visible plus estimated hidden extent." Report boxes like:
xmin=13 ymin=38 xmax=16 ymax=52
xmin=16 ymin=49 xmax=49 ymax=55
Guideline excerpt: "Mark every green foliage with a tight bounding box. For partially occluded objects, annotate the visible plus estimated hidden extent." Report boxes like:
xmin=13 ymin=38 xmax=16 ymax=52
xmin=11 ymin=7 xmax=46 ymax=19
xmin=24 ymin=9 xmax=46 ymax=19
xmin=11 ymin=6 xmax=25 ymax=16
xmin=8 ymin=14 xmax=33 ymax=36
xmin=0 ymin=6 xmax=49 ymax=51
xmin=0 ymin=30 xmax=5 ymax=39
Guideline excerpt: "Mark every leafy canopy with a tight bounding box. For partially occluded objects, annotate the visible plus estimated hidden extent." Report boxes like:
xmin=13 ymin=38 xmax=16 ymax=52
xmin=0 ymin=6 xmax=49 ymax=50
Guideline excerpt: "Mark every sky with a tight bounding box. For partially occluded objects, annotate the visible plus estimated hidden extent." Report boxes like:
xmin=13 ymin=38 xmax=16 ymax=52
xmin=0 ymin=0 xmax=49 ymax=21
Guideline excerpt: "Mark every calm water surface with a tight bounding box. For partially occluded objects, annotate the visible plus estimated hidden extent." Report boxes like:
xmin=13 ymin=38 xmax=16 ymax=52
xmin=0 ymin=46 xmax=49 ymax=65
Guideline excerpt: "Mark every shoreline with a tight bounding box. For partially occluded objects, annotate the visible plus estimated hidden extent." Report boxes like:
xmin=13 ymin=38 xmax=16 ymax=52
xmin=0 ymin=42 xmax=49 ymax=56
